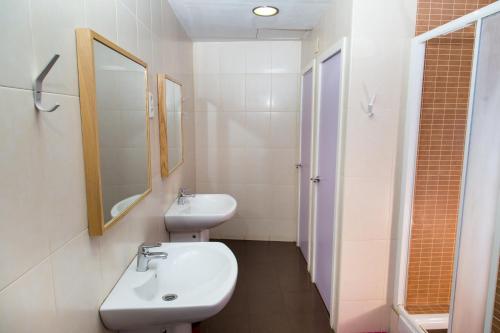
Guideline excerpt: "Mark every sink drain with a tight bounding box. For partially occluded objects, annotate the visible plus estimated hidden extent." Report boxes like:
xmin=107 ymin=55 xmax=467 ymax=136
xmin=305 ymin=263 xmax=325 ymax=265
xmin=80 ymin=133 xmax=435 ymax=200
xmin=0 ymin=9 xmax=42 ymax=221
xmin=162 ymin=294 xmax=178 ymax=302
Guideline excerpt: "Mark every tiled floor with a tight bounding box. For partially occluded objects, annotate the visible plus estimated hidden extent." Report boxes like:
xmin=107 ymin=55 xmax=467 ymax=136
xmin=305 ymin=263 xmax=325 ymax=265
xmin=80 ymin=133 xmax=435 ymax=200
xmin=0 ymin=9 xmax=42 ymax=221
xmin=199 ymin=240 xmax=334 ymax=333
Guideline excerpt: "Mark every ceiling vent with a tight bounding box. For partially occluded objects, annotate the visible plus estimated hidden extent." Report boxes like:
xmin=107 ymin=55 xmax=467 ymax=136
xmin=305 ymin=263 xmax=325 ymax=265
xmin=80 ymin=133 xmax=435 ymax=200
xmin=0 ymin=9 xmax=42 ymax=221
xmin=256 ymin=28 xmax=312 ymax=40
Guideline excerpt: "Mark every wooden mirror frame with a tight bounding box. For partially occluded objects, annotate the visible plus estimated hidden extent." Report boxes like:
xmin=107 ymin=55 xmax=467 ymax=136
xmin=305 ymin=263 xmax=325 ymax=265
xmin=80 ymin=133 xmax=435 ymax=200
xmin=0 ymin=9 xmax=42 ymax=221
xmin=76 ymin=28 xmax=152 ymax=236
xmin=157 ymin=74 xmax=184 ymax=178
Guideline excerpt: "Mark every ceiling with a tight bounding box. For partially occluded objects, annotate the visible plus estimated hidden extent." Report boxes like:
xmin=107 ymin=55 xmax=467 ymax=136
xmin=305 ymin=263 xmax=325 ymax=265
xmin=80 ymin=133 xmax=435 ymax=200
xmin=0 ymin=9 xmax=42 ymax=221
xmin=168 ymin=0 xmax=333 ymax=41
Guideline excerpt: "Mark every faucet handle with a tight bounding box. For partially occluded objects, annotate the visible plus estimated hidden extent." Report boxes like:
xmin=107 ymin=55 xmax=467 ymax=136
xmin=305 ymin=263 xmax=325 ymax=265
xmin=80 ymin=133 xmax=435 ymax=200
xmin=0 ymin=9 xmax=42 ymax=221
xmin=138 ymin=242 xmax=161 ymax=253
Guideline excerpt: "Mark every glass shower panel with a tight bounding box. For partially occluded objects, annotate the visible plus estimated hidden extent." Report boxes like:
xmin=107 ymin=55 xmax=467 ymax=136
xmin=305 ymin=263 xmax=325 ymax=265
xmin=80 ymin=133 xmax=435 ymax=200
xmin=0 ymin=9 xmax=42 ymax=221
xmin=405 ymin=24 xmax=477 ymax=316
xmin=451 ymin=12 xmax=500 ymax=333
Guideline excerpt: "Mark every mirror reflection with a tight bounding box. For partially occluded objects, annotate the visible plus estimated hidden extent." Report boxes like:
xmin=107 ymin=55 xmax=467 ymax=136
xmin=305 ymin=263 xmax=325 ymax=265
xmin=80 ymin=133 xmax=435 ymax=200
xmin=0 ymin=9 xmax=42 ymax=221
xmin=94 ymin=40 xmax=150 ymax=223
xmin=158 ymin=75 xmax=183 ymax=177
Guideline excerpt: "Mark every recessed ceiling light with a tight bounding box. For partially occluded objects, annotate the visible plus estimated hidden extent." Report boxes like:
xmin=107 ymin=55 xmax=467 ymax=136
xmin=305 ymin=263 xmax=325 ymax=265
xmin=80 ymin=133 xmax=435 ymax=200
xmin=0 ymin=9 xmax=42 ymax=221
xmin=252 ymin=6 xmax=279 ymax=17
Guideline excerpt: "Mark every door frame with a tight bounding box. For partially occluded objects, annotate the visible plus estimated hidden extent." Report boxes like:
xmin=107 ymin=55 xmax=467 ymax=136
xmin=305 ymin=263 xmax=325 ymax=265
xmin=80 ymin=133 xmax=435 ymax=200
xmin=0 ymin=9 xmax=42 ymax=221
xmin=297 ymin=59 xmax=317 ymax=271
xmin=310 ymin=37 xmax=348 ymax=327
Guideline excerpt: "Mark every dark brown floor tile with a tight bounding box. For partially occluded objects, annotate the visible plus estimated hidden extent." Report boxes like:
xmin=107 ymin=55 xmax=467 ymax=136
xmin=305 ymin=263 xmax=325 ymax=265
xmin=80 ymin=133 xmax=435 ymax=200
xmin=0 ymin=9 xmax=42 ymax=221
xmin=248 ymin=290 xmax=286 ymax=315
xmin=241 ymin=263 xmax=281 ymax=292
xmin=249 ymin=313 xmax=293 ymax=333
xmin=203 ymin=313 xmax=250 ymax=333
xmin=288 ymin=312 xmax=334 ymax=333
xmin=283 ymin=289 xmax=328 ymax=315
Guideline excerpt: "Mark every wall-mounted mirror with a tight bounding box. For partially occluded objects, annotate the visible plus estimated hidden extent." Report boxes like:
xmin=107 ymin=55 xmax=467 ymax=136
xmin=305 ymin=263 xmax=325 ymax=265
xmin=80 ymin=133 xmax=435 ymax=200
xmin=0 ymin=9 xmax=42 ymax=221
xmin=157 ymin=74 xmax=183 ymax=178
xmin=76 ymin=29 xmax=151 ymax=236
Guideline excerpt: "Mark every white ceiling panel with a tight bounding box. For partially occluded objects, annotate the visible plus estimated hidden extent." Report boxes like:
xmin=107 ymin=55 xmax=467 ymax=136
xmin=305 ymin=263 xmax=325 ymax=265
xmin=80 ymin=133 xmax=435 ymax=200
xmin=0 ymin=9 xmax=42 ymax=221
xmin=168 ymin=0 xmax=332 ymax=40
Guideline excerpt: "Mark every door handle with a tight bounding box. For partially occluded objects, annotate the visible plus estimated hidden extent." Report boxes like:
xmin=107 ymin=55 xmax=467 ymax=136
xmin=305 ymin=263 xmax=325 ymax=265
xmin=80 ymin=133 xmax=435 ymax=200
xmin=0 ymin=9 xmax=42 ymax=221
xmin=310 ymin=176 xmax=320 ymax=183
xmin=295 ymin=163 xmax=302 ymax=169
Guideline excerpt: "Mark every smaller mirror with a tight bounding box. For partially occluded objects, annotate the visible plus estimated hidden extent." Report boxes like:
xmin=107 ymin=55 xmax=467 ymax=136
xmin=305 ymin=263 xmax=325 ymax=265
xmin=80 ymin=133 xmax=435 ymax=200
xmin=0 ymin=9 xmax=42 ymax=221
xmin=157 ymin=75 xmax=184 ymax=177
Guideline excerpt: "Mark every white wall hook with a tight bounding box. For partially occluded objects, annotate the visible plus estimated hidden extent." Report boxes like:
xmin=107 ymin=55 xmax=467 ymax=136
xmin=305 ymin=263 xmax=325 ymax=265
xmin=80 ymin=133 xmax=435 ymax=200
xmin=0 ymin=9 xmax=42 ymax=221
xmin=34 ymin=54 xmax=60 ymax=112
xmin=366 ymin=94 xmax=376 ymax=118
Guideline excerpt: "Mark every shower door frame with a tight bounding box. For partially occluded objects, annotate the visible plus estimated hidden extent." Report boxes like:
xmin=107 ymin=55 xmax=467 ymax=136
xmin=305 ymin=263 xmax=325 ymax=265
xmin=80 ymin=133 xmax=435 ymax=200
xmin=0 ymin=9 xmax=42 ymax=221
xmin=394 ymin=2 xmax=500 ymax=332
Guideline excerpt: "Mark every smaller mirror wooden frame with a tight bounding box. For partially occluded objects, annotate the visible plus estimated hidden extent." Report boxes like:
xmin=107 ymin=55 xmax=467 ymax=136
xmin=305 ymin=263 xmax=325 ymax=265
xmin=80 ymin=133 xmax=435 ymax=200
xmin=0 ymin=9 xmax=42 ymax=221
xmin=157 ymin=74 xmax=184 ymax=178
xmin=76 ymin=29 xmax=152 ymax=236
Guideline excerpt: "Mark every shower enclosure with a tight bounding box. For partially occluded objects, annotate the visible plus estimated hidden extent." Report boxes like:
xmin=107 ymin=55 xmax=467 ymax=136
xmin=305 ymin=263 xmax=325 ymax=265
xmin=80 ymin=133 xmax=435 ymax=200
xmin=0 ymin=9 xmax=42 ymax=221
xmin=394 ymin=2 xmax=500 ymax=332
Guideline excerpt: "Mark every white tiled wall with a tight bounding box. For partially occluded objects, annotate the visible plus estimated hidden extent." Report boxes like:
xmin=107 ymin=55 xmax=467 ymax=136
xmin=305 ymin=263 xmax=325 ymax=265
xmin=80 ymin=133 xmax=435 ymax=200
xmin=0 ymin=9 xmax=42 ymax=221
xmin=0 ymin=1 xmax=195 ymax=332
xmin=301 ymin=0 xmax=417 ymax=332
xmin=194 ymin=41 xmax=301 ymax=241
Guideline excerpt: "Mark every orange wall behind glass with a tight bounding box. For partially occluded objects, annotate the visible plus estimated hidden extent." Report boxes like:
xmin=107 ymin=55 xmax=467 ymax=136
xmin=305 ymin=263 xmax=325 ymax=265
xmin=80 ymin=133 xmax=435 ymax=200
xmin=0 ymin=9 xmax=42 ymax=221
xmin=406 ymin=0 xmax=495 ymax=314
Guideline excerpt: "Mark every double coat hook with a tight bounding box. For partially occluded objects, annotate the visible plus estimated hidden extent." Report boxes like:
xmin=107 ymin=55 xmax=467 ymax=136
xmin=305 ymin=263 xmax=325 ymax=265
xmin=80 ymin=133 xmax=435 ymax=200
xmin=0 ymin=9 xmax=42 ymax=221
xmin=34 ymin=54 xmax=60 ymax=112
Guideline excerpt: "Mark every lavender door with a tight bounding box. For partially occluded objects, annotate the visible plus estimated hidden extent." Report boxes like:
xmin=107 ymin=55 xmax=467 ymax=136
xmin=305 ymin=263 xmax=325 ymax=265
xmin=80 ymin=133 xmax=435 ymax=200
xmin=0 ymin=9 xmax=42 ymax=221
xmin=298 ymin=69 xmax=314 ymax=262
xmin=314 ymin=51 xmax=341 ymax=310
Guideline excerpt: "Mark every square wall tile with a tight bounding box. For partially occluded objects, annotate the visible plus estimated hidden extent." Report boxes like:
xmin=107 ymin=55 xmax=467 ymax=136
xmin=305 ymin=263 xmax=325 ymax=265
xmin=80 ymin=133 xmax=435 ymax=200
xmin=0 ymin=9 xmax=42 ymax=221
xmin=339 ymin=240 xmax=391 ymax=301
xmin=342 ymin=177 xmax=392 ymax=241
xmin=343 ymin=107 xmax=398 ymax=179
xmin=220 ymin=42 xmax=246 ymax=74
xmin=246 ymin=74 xmax=271 ymax=112
xmin=271 ymin=74 xmax=299 ymax=111
xmin=138 ymin=22 xmax=153 ymax=65
xmin=195 ymin=75 xmax=221 ymax=112
xmin=194 ymin=112 xmax=216 ymax=147
xmin=220 ymin=75 xmax=246 ymax=111
xmin=120 ymin=0 xmax=137 ymax=14
xmin=84 ymin=0 xmax=117 ymax=42
xmin=117 ymin=0 xmax=138 ymax=54
xmin=244 ymin=148 xmax=273 ymax=184
xmin=0 ymin=88 xmax=51 ymax=290
xmin=246 ymin=112 xmax=271 ymax=148
xmin=269 ymin=218 xmax=297 ymax=242
xmin=246 ymin=42 xmax=272 ymax=74
xmin=246 ymin=219 xmax=272 ymax=241
xmin=137 ymin=0 xmax=152 ymax=29
xmin=271 ymin=41 xmax=301 ymax=74
xmin=194 ymin=43 xmax=220 ymax=74
xmin=0 ymin=260 xmax=57 ymax=333
xmin=337 ymin=300 xmax=390 ymax=333
xmin=242 ymin=184 xmax=273 ymax=219
xmin=51 ymin=232 xmax=103 ymax=333
xmin=217 ymin=112 xmax=247 ymax=148
xmin=270 ymin=112 xmax=297 ymax=149
xmin=40 ymin=94 xmax=87 ymax=252
xmin=211 ymin=218 xmax=248 ymax=240
xmin=31 ymin=0 xmax=85 ymax=96
xmin=271 ymin=149 xmax=298 ymax=186
xmin=150 ymin=0 xmax=162 ymax=37
xmin=0 ymin=0 xmax=34 ymax=89
xmin=271 ymin=185 xmax=297 ymax=220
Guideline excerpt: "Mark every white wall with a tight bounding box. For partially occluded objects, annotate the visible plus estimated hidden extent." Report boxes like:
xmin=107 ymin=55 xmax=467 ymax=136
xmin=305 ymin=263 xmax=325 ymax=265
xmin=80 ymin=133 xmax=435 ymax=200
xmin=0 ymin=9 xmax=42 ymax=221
xmin=301 ymin=0 xmax=417 ymax=331
xmin=0 ymin=0 xmax=194 ymax=332
xmin=193 ymin=41 xmax=301 ymax=241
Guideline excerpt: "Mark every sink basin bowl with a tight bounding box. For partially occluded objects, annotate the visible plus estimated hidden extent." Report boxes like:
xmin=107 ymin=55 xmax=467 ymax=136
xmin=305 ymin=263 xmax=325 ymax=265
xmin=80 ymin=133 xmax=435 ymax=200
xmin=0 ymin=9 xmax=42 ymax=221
xmin=164 ymin=194 xmax=237 ymax=232
xmin=100 ymin=242 xmax=237 ymax=331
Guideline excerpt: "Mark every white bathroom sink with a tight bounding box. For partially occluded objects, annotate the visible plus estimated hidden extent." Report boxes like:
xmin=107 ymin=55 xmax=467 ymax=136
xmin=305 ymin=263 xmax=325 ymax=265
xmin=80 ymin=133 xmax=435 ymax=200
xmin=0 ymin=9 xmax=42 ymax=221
xmin=100 ymin=242 xmax=237 ymax=331
xmin=164 ymin=194 xmax=237 ymax=232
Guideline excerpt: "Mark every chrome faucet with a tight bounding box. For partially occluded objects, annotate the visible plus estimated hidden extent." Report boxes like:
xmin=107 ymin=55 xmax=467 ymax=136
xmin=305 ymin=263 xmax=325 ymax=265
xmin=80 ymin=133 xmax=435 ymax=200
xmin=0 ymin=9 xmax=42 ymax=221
xmin=177 ymin=187 xmax=195 ymax=205
xmin=136 ymin=243 xmax=168 ymax=272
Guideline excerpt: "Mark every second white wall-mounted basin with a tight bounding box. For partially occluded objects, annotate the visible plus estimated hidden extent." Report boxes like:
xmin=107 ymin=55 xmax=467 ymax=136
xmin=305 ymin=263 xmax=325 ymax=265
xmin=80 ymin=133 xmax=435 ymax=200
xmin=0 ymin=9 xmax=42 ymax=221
xmin=164 ymin=194 xmax=237 ymax=232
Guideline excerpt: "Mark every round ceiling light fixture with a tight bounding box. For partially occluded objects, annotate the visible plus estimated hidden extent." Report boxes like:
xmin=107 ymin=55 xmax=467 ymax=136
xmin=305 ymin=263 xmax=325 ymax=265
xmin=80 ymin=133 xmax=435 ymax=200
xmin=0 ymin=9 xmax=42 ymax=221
xmin=252 ymin=6 xmax=279 ymax=17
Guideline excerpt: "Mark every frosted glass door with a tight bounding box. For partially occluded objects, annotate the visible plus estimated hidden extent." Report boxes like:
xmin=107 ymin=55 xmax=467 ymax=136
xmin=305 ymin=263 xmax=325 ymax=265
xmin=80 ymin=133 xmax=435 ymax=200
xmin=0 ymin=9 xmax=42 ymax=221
xmin=298 ymin=69 xmax=314 ymax=262
xmin=451 ymin=12 xmax=500 ymax=333
xmin=314 ymin=51 xmax=341 ymax=310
